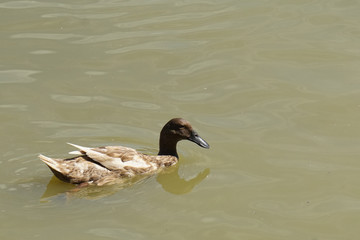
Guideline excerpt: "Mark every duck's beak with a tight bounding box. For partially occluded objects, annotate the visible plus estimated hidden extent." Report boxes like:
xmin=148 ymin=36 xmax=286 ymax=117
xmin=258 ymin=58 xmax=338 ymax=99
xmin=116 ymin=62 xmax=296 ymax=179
xmin=189 ymin=131 xmax=210 ymax=149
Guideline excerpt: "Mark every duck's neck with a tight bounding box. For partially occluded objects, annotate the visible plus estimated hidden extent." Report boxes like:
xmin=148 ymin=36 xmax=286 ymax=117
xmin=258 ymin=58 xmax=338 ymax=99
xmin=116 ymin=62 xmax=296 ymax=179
xmin=158 ymin=134 xmax=179 ymax=158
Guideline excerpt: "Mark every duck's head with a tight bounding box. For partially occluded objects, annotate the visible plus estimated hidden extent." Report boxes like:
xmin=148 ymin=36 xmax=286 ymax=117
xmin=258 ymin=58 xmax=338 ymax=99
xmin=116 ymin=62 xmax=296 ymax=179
xmin=158 ymin=118 xmax=209 ymax=157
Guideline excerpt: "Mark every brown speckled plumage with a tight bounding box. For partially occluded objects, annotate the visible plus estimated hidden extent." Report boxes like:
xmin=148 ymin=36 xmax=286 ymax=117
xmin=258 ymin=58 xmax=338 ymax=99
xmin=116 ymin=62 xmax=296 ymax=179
xmin=39 ymin=118 xmax=209 ymax=186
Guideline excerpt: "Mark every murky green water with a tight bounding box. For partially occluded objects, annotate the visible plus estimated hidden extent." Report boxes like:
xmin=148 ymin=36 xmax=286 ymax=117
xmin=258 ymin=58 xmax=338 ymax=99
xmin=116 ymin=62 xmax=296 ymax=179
xmin=1 ymin=0 xmax=360 ymax=239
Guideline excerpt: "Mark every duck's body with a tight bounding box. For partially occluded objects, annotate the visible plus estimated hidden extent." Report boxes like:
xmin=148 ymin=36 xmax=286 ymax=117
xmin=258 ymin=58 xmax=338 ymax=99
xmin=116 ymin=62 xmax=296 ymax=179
xmin=39 ymin=144 xmax=178 ymax=186
xmin=39 ymin=118 xmax=209 ymax=186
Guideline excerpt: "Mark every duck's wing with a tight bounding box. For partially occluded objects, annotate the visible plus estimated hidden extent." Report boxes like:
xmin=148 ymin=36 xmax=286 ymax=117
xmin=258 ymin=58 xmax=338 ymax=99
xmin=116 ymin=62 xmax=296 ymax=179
xmin=67 ymin=143 xmax=153 ymax=171
xmin=39 ymin=154 xmax=111 ymax=184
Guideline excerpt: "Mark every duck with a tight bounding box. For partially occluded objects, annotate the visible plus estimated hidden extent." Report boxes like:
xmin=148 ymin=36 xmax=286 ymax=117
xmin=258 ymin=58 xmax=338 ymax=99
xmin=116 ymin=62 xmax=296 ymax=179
xmin=39 ymin=118 xmax=209 ymax=186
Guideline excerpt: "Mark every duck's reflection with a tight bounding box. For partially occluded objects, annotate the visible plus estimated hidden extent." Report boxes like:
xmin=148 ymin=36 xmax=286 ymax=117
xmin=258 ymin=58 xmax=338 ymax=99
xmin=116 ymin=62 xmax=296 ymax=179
xmin=156 ymin=164 xmax=210 ymax=195
xmin=41 ymin=165 xmax=210 ymax=200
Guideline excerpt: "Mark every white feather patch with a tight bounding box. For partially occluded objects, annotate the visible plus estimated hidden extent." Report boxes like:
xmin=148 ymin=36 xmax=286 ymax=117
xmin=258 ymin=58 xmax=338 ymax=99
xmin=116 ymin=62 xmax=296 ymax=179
xmin=67 ymin=142 xmax=151 ymax=170
xmin=69 ymin=151 xmax=82 ymax=155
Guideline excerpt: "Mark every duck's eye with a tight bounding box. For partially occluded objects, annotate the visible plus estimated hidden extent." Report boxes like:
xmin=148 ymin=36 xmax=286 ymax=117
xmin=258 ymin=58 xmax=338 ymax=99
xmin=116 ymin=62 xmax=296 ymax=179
xmin=179 ymin=126 xmax=186 ymax=131
xmin=172 ymin=125 xmax=184 ymax=131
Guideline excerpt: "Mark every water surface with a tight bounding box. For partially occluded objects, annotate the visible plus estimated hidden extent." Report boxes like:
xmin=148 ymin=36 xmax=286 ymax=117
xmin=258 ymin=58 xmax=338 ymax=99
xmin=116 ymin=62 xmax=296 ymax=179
xmin=1 ymin=0 xmax=360 ymax=239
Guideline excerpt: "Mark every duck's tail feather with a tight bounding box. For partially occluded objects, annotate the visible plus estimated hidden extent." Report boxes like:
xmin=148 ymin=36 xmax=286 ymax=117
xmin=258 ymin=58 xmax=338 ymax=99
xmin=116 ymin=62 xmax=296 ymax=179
xmin=39 ymin=154 xmax=71 ymax=183
xmin=39 ymin=154 xmax=61 ymax=172
xmin=67 ymin=142 xmax=90 ymax=152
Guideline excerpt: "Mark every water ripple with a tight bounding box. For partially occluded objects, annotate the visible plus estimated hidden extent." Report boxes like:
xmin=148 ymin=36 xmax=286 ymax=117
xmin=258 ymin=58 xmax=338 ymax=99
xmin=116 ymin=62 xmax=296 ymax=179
xmin=0 ymin=1 xmax=65 ymax=9
xmin=168 ymin=59 xmax=224 ymax=75
xmin=51 ymin=94 xmax=109 ymax=104
xmin=0 ymin=69 xmax=40 ymax=84
xmin=42 ymin=12 xmax=126 ymax=20
xmin=72 ymin=31 xmax=163 ymax=44
xmin=115 ymin=7 xmax=234 ymax=28
xmin=0 ymin=104 xmax=27 ymax=111
xmin=29 ymin=50 xmax=56 ymax=55
xmin=120 ymin=101 xmax=160 ymax=110
xmin=0 ymin=1 xmax=139 ymax=9
xmin=106 ymin=40 xmax=205 ymax=54
xmin=87 ymin=228 xmax=145 ymax=239
xmin=32 ymin=121 xmax=155 ymax=140
xmin=11 ymin=33 xmax=82 ymax=40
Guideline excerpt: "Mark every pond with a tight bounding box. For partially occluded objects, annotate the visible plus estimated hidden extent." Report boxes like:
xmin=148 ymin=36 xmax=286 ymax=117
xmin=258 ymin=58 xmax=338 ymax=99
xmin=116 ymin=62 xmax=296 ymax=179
xmin=1 ymin=0 xmax=360 ymax=239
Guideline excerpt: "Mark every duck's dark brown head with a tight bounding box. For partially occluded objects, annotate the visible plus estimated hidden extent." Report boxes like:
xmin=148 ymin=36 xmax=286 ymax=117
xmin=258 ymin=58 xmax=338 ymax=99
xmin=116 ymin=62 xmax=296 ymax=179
xmin=158 ymin=118 xmax=209 ymax=158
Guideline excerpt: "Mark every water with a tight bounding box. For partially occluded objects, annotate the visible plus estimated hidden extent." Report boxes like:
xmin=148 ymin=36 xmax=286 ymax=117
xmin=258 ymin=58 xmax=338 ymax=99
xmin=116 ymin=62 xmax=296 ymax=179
xmin=1 ymin=0 xmax=360 ymax=239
